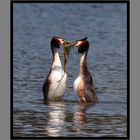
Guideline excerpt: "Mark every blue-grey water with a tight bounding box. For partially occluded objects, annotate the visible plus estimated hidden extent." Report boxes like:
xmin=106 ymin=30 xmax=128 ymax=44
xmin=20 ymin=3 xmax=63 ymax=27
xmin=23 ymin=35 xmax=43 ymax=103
xmin=13 ymin=3 xmax=127 ymax=137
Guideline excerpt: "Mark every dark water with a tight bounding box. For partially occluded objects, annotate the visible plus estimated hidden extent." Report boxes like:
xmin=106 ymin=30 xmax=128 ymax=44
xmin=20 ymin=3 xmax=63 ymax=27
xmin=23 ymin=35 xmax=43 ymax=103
xmin=13 ymin=3 xmax=127 ymax=137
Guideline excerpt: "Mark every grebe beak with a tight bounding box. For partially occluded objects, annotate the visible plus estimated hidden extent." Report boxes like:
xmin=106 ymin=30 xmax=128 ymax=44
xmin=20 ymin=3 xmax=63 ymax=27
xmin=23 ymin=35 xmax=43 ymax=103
xmin=61 ymin=37 xmax=88 ymax=47
xmin=63 ymin=40 xmax=73 ymax=46
xmin=70 ymin=37 xmax=88 ymax=47
xmin=59 ymin=39 xmax=73 ymax=46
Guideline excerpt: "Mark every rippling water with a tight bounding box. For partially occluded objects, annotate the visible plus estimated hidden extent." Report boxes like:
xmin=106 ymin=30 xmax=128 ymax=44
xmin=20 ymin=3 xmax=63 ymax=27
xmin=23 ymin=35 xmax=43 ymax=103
xmin=13 ymin=3 xmax=127 ymax=137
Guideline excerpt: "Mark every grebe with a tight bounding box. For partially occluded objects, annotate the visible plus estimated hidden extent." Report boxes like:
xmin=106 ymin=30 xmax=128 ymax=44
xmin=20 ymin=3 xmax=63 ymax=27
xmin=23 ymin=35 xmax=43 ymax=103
xmin=42 ymin=37 xmax=67 ymax=104
xmin=73 ymin=38 xmax=98 ymax=103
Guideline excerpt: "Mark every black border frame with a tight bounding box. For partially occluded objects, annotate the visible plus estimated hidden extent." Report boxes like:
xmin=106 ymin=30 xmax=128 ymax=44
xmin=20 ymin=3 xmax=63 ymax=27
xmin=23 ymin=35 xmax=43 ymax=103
xmin=10 ymin=0 xmax=130 ymax=139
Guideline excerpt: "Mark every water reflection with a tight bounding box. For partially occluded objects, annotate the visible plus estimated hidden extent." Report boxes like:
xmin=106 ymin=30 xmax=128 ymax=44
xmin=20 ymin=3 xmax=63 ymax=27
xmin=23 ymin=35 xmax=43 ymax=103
xmin=73 ymin=102 xmax=97 ymax=132
xmin=45 ymin=101 xmax=65 ymax=137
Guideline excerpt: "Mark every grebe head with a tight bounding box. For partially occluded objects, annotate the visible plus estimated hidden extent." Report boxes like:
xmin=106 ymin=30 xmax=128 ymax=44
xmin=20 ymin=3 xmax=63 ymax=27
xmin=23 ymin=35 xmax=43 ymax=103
xmin=51 ymin=37 xmax=66 ymax=48
xmin=72 ymin=37 xmax=89 ymax=53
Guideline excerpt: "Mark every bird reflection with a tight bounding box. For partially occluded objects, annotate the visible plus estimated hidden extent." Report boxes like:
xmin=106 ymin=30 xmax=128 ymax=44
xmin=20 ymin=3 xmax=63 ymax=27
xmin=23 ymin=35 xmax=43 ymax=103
xmin=73 ymin=102 xmax=97 ymax=131
xmin=45 ymin=101 xmax=65 ymax=137
xmin=74 ymin=103 xmax=87 ymax=125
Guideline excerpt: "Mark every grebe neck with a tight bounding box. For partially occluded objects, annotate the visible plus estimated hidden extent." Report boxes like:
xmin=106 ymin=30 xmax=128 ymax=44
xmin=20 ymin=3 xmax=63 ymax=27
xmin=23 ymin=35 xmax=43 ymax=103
xmin=79 ymin=51 xmax=88 ymax=75
xmin=51 ymin=46 xmax=62 ymax=68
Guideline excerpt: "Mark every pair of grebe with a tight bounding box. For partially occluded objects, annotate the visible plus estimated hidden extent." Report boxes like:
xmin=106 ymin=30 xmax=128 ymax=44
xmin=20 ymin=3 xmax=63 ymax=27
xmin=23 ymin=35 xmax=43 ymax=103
xmin=42 ymin=37 xmax=98 ymax=104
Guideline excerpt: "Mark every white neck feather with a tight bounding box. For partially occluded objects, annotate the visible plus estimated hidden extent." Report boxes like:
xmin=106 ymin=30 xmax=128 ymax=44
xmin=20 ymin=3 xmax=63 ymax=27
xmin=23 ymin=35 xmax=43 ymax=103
xmin=52 ymin=52 xmax=62 ymax=68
